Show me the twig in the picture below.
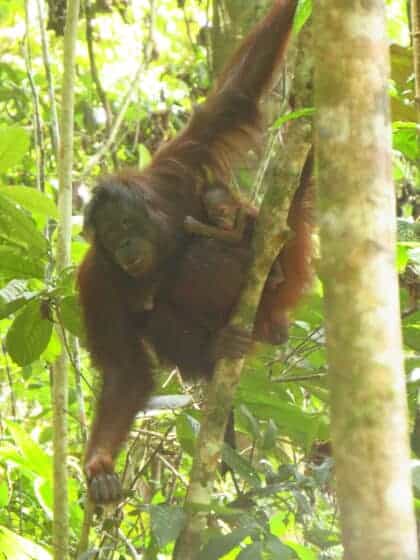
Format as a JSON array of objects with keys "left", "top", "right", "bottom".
[
  {"left": 23, "top": 1, "right": 45, "bottom": 192},
  {"left": 272, "top": 372, "right": 327, "bottom": 383},
  {"left": 117, "top": 529, "right": 140, "bottom": 560},
  {"left": 2, "top": 341, "right": 16, "bottom": 417},
  {"left": 85, "top": 0, "right": 114, "bottom": 138},
  {"left": 36, "top": 0, "right": 60, "bottom": 162},
  {"left": 81, "top": 63, "right": 144, "bottom": 178},
  {"left": 157, "top": 453, "right": 188, "bottom": 486},
  {"left": 75, "top": 499, "right": 94, "bottom": 558}
]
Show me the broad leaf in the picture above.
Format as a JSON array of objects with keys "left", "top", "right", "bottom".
[
  {"left": 0, "top": 526, "right": 52, "bottom": 560},
  {"left": 0, "top": 246, "right": 45, "bottom": 279},
  {"left": 59, "top": 295, "right": 85, "bottom": 339},
  {"left": 149, "top": 505, "right": 186, "bottom": 547},
  {"left": 0, "top": 279, "right": 34, "bottom": 318},
  {"left": 201, "top": 528, "right": 252, "bottom": 560},
  {"left": 0, "top": 127, "right": 30, "bottom": 173},
  {"left": 0, "top": 192, "right": 48, "bottom": 257},
  {"left": 0, "top": 186, "right": 57, "bottom": 219},
  {"left": 6, "top": 299, "right": 53, "bottom": 366}
]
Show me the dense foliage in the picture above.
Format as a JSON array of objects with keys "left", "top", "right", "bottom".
[{"left": 0, "top": 0, "right": 418, "bottom": 558}]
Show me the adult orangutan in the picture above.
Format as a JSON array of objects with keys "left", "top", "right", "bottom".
[{"left": 78, "top": 0, "right": 312, "bottom": 503}]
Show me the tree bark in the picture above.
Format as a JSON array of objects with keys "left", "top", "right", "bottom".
[
  {"left": 314, "top": 3, "right": 418, "bottom": 559},
  {"left": 412, "top": 0, "right": 420, "bottom": 119},
  {"left": 53, "top": 1, "right": 80, "bottom": 558}
]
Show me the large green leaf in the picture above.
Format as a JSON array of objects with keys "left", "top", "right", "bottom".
[
  {"left": 393, "top": 122, "right": 419, "bottom": 161},
  {"left": 0, "top": 0, "right": 24, "bottom": 23},
  {"left": 59, "top": 295, "right": 85, "bottom": 339},
  {"left": 7, "top": 423, "right": 51, "bottom": 480},
  {"left": 0, "top": 127, "right": 30, "bottom": 173},
  {"left": 0, "top": 246, "right": 45, "bottom": 279},
  {"left": 238, "top": 369, "right": 328, "bottom": 444},
  {"left": 200, "top": 528, "right": 251, "bottom": 560},
  {"left": 264, "top": 535, "right": 296, "bottom": 559},
  {"left": 0, "top": 192, "right": 48, "bottom": 257},
  {"left": 0, "top": 186, "right": 57, "bottom": 219},
  {"left": 0, "top": 481, "right": 8, "bottom": 507},
  {"left": 0, "top": 526, "right": 51, "bottom": 560},
  {"left": 293, "top": 0, "right": 312, "bottom": 34},
  {"left": 6, "top": 299, "right": 53, "bottom": 366},
  {"left": 237, "top": 542, "right": 264, "bottom": 560},
  {"left": 222, "top": 445, "right": 261, "bottom": 488},
  {"left": 0, "top": 279, "right": 34, "bottom": 318},
  {"left": 176, "top": 413, "right": 200, "bottom": 456},
  {"left": 149, "top": 505, "right": 186, "bottom": 548}
]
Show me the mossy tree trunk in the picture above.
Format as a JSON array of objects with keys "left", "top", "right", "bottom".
[{"left": 314, "top": 3, "right": 418, "bottom": 559}]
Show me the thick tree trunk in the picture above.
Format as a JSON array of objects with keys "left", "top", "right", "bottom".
[
  {"left": 314, "top": 3, "right": 418, "bottom": 559},
  {"left": 412, "top": 0, "right": 420, "bottom": 119}
]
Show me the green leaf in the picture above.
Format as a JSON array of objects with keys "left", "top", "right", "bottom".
[
  {"left": 0, "top": 279, "right": 34, "bottom": 319},
  {"left": 264, "top": 535, "right": 297, "bottom": 559},
  {"left": 0, "top": 481, "right": 8, "bottom": 507},
  {"left": 294, "top": 0, "right": 312, "bottom": 34},
  {"left": 238, "top": 375, "right": 326, "bottom": 442},
  {"left": 396, "top": 244, "right": 409, "bottom": 271},
  {"left": 7, "top": 422, "right": 52, "bottom": 480},
  {"left": 403, "top": 311, "right": 420, "bottom": 351},
  {"left": 59, "top": 295, "right": 85, "bottom": 339},
  {"left": 138, "top": 143, "right": 152, "bottom": 169},
  {"left": 0, "top": 526, "right": 52, "bottom": 560},
  {"left": 176, "top": 413, "right": 200, "bottom": 455},
  {"left": 262, "top": 419, "right": 279, "bottom": 451},
  {"left": 0, "top": 186, "right": 58, "bottom": 219},
  {"left": 149, "top": 505, "right": 186, "bottom": 547},
  {"left": 237, "top": 542, "right": 264, "bottom": 560},
  {"left": 0, "top": 127, "right": 30, "bottom": 173},
  {"left": 283, "top": 542, "right": 317, "bottom": 560},
  {"left": 398, "top": 219, "right": 420, "bottom": 243},
  {"left": 6, "top": 300, "right": 53, "bottom": 366},
  {"left": 222, "top": 445, "right": 261, "bottom": 488},
  {"left": 237, "top": 404, "right": 261, "bottom": 440},
  {"left": 34, "top": 479, "right": 53, "bottom": 520},
  {"left": 0, "top": 192, "right": 48, "bottom": 257},
  {"left": 393, "top": 122, "right": 419, "bottom": 161},
  {"left": 0, "top": 246, "right": 45, "bottom": 279},
  {"left": 273, "top": 108, "right": 315, "bottom": 130},
  {"left": 0, "top": 1, "right": 24, "bottom": 23},
  {"left": 201, "top": 528, "right": 251, "bottom": 560},
  {"left": 412, "top": 464, "right": 420, "bottom": 494}
]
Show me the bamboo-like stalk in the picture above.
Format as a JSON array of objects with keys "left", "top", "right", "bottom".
[{"left": 52, "top": 1, "right": 80, "bottom": 558}]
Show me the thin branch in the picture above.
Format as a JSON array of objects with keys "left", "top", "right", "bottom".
[
  {"left": 53, "top": 0, "right": 80, "bottom": 557},
  {"left": 81, "top": 63, "right": 144, "bottom": 178},
  {"left": 23, "top": 1, "right": 45, "bottom": 192},
  {"left": 84, "top": 0, "right": 113, "bottom": 127},
  {"left": 157, "top": 453, "right": 188, "bottom": 486},
  {"left": 272, "top": 372, "right": 327, "bottom": 383},
  {"left": 36, "top": 0, "right": 60, "bottom": 162},
  {"left": 2, "top": 341, "right": 16, "bottom": 417},
  {"left": 117, "top": 529, "right": 140, "bottom": 560}
]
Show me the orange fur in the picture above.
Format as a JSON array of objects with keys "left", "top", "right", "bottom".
[{"left": 78, "top": 0, "right": 303, "bottom": 503}]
